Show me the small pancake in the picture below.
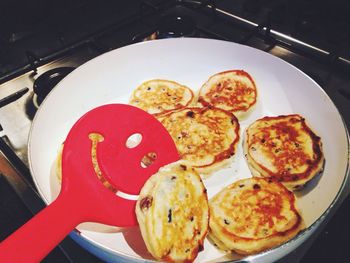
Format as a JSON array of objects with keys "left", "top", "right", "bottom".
[
  {"left": 198, "top": 70, "right": 257, "bottom": 119},
  {"left": 157, "top": 107, "right": 240, "bottom": 176},
  {"left": 209, "top": 177, "right": 303, "bottom": 255},
  {"left": 129, "top": 79, "right": 194, "bottom": 115},
  {"left": 135, "top": 161, "right": 209, "bottom": 262},
  {"left": 243, "top": 114, "right": 324, "bottom": 191}
]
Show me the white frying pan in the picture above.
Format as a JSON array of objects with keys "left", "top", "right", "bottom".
[{"left": 28, "top": 38, "right": 350, "bottom": 262}]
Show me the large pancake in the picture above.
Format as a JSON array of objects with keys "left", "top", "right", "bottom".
[
  {"left": 209, "top": 177, "right": 303, "bottom": 255},
  {"left": 135, "top": 161, "right": 209, "bottom": 262},
  {"left": 157, "top": 107, "right": 240, "bottom": 176},
  {"left": 243, "top": 114, "right": 324, "bottom": 191}
]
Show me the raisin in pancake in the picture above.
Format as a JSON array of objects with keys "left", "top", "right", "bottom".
[
  {"left": 209, "top": 177, "right": 303, "bottom": 255},
  {"left": 243, "top": 114, "right": 324, "bottom": 191},
  {"left": 135, "top": 162, "right": 209, "bottom": 262},
  {"left": 198, "top": 70, "right": 257, "bottom": 119},
  {"left": 129, "top": 79, "right": 194, "bottom": 115},
  {"left": 157, "top": 107, "right": 240, "bottom": 176}
]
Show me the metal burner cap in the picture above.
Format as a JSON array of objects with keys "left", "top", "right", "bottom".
[{"left": 33, "top": 67, "right": 75, "bottom": 106}]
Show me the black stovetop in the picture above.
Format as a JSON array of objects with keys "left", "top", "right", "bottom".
[{"left": 0, "top": 0, "right": 349, "bottom": 262}]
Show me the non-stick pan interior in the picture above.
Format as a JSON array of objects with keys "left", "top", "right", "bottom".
[{"left": 28, "top": 38, "right": 349, "bottom": 262}]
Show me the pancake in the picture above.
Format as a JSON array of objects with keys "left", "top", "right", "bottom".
[
  {"left": 129, "top": 79, "right": 194, "bottom": 115},
  {"left": 209, "top": 177, "right": 303, "bottom": 255},
  {"left": 243, "top": 114, "right": 324, "bottom": 191},
  {"left": 198, "top": 70, "right": 257, "bottom": 119},
  {"left": 157, "top": 107, "right": 240, "bottom": 176},
  {"left": 135, "top": 161, "right": 209, "bottom": 262}
]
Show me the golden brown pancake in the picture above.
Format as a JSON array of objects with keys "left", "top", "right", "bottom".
[
  {"left": 129, "top": 79, "right": 194, "bottom": 115},
  {"left": 198, "top": 70, "right": 257, "bottom": 119},
  {"left": 135, "top": 161, "right": 209, "bottom": 262},
  {"left": 157, "top": 107, "right": 240, "bottom": 176},
  {"left": 209, "top": 177, "right": 303, "bottom": 255},
  {"left": 243, "top": 114, "right": 324, "bottom": 191}
]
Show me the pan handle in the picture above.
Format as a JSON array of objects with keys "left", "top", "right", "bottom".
[{"left": 0, "top": 190, "right": 84, "bottom": 262}]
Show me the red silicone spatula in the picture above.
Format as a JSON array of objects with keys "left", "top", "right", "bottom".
[{"left": 0, "top": 104, "right": 179, "bottom": 262}]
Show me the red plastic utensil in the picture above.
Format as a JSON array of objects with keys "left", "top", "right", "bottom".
[{"left": 0, "top": 104, "right": 179, "bottom": 262}]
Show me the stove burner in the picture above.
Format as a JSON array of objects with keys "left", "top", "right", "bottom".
[
  {"left": 156, "top": 15, "right": 196, "bottom": 39},
  {"left": 33, "top": 67, "right": 75, "bottom": 106}
]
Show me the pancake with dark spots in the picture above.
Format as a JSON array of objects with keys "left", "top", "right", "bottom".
[
  {"left": 129, "top": 79, "right": 194, "bottom": 115},
  {"left": 198, "top": 70, "right": 257, "bottom": 119},
  {"left": 209, "top": 177, "right": 304, "bottom": 255},
  {"left": 243, "top": 114, "right": 324, "bottom": 191},
  {"left": 135, "top": 162, "right": 209, "bottom": 262},
  {"left": 157, "top": 107, "right": 240, "bottom": 176}
]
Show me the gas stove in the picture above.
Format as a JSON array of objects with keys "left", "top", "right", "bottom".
[{"left": 0, "top": 1, "right": 349, "bottom": 262}]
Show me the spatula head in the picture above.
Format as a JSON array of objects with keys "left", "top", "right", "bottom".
[{"left": 61, "top": 104, "right": 179, "bottom": 226}]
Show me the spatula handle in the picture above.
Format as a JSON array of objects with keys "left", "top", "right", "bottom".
[{"left": 0, "top": 191, "right": 83, "bottom": 262}]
